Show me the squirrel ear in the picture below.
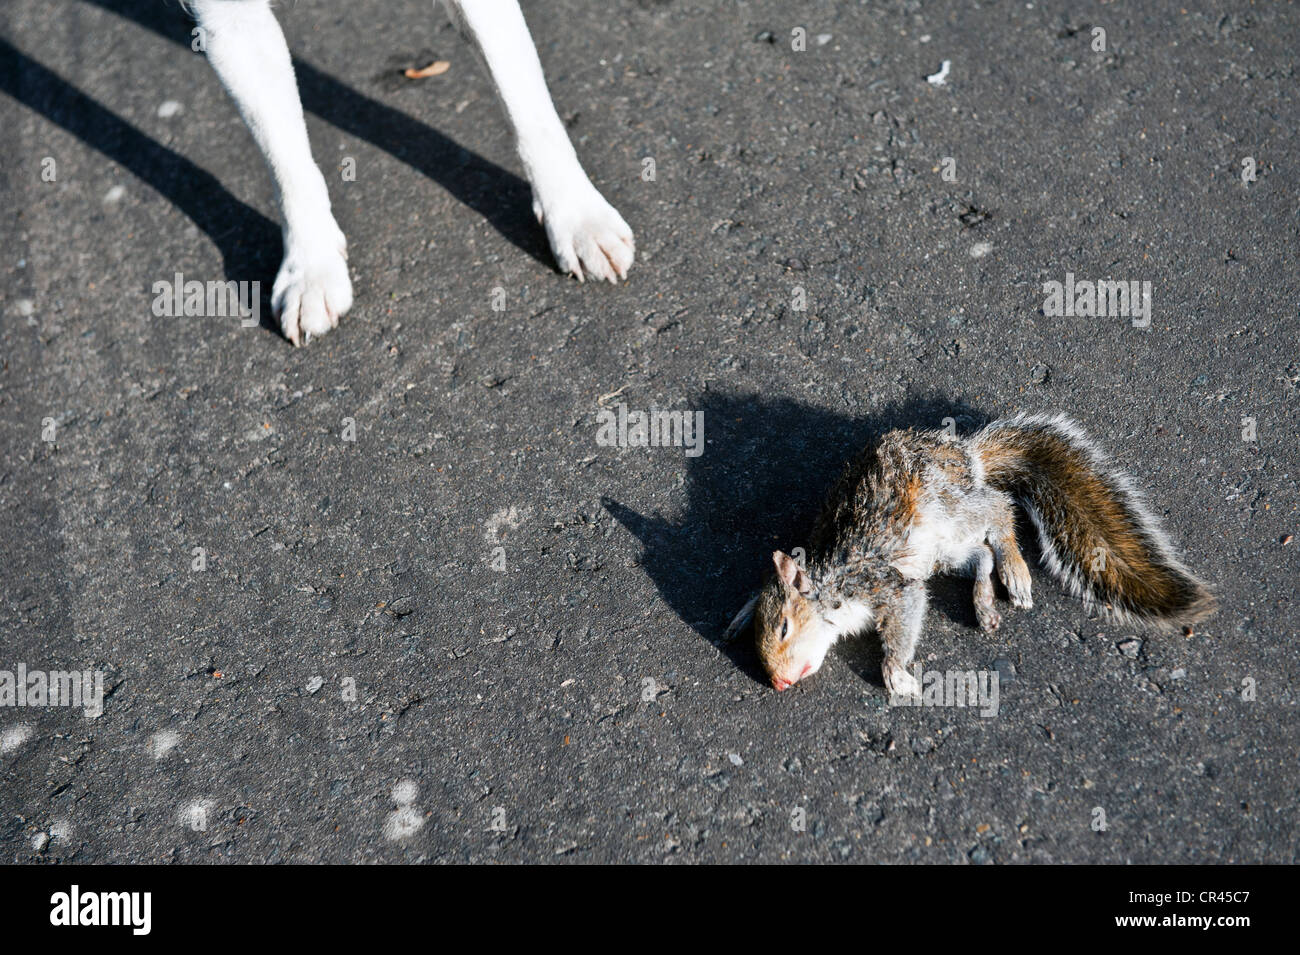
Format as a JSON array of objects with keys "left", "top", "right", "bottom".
[{"left": 772, "top": 551, "right": 813, "bottom": 595}]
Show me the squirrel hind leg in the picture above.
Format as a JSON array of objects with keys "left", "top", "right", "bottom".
[
  {"left": 972, "top": 545, "right": 1003, "bottom": 632},
  {"left": 988, "top": 512, "right": 1033, "bottom": 610}
]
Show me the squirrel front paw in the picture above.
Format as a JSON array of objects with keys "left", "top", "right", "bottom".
[
  {"left": 976, "top": 601, "right": 1003, "bottom": 632},
  {"left": 883, "top": 660, "right": 921, "bottom": 703}
]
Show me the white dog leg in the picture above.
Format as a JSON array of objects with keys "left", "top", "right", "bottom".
[
  {"left": 192, "top": 0, "right": 352, "bottom": 344},
  {"left": 442, "top": 0, "right": 634, "bottom": 283}
]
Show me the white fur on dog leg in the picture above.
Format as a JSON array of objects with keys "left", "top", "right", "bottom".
[
  {"left": 443, "top": 1, "right": 636, "bottom": 284},
  {"left": 272, "top": 229, "right": 351, "bottom": 346},
  {"left": 193, "top": 0, "right": 349, "bottom": 344}
]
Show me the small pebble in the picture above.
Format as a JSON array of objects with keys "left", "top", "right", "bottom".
[{"left": 926, "top": 60, "right": 951, "bottom": 86}]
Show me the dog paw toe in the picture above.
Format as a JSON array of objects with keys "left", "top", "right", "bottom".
[
  {"left": 272, "top": 236, "right": 352, "bottom": 346},
  {"left": 540, "top": 185, "right": 634, "bottom": 284}
]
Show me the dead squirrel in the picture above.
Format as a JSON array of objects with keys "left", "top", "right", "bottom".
[{"left": 725, "top": 413, "right": 1216, "bottom": 698}]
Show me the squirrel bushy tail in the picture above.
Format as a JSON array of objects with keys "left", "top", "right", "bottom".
[{"left": 973, "top": 413, "right": 1215, "bottom": 627}]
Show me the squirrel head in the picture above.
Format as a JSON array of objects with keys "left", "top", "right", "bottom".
[{"left": 755, "top": 551, "right": 840, "bottom": 690}]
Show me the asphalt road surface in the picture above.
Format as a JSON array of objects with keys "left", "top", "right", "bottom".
[{"left": 1, "top": 0, "right": 1297, "bottom": 863}]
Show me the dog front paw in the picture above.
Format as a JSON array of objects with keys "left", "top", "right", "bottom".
[
  {"left": 272, "top": 227, "right": 352, "bottom": 346},
  {"left": 535, "top": 181, "right": 634, "bottom": 284}
]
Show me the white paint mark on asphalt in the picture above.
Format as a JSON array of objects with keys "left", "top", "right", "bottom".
[
  {"left": 384, "top": 779, "right": 424, "bottom": 841},
  {"left": 179, "top": 800, "right": 214, "bottom": 831},
  {"left": 48, "top": 819, "right": 73, "bottom": 843},
  {"left": 1, "top": 724, "right": 34, "bottom": 754},
  {"left": 927, "top": 60, "right": 951, "bottom": 86},
  {"left": 149, "top": 730, "right": 180, "bottom": 760},
  {"left": 392, "top": 780, "right": 418, "bottom": 804},
  {"left": 484, "top": 505, "right": 530, "bottom": 541}
]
